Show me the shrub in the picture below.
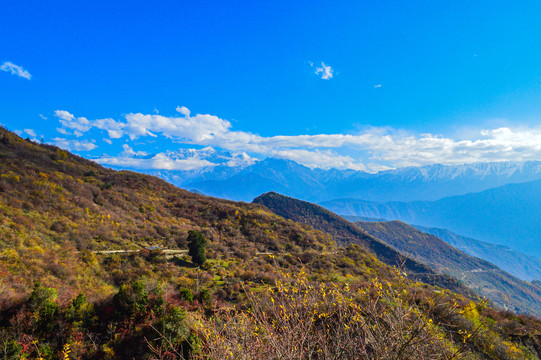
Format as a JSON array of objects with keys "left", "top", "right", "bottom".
[
  {"left": 179, "top": 287, "right": 194, "bottom": 303},
  {"left": 199, "top": 269, "right": 459, "bottom": 360}
]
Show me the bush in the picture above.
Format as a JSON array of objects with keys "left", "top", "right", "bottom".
[
  {"left": 27, "top": 282, "right": 59, "bottom": 334},
  {"left": 199, "top": 269, "right": 459, "bottom": 359},
  {"left": 199, "top": 288, "right": 211, "bottom": 305},
  {"left": 179, "top": 287, "right": 193, "bottom": 303}
]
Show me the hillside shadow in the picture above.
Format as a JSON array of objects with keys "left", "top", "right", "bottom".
[{"left": 170, "top": 256, "right": 196, "bottom": 268}]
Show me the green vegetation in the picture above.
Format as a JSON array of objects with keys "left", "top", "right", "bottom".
[
  {"left": 187, "top": 230, "right": 207, "bottom": 266},
  {"left": 0, "top": 127, "right": 540, "bottom": 359}
]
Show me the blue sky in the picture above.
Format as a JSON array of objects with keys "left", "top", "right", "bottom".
[{"left": 3, "top": 0, "right": 541, "bottom": 171}]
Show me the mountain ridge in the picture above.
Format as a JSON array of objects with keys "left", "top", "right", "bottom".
[
  {"left": 320, "top": 179, "right": 541, "bottom": 258},
  {"left": 414, "top": 225, "right": 541, "bottom": 282},
  {"left": 133, "top": 156, "right": 541, "bottom": 202},
  {"left": 355, "top": 220, "right": 541, "bottom": 315}
]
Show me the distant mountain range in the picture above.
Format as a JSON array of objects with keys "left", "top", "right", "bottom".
[
  {"left": 414, "top": 225, "right": 541, "bottom": 282},
  {"left": 321, "top": 179, "right": 541, "bottom": 259},
  {"left": 136, "top": 156, "right": 541, "bottom": 203},
  {"left": 254, "top": 192, "right": 541, "bottom": 316},
  {"left": 355, "top": 220, "right": 541, "bottom": 315}
]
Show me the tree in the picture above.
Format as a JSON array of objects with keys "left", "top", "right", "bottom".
[
  {"left": 27, "top": 282, "right": 59, "bottom": 334},
  {"left": 187, "top": 230, "right": 207, "bottom": 266},
  {"left": 113, "top": 280, "right": 149, "bottom": 319}
]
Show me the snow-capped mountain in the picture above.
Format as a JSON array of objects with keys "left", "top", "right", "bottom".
[{"left": 164, "top": 159, "right": 541, "bottom": 202}]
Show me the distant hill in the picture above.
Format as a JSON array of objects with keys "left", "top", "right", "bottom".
[
  {"left": 320, "top": 180, "right": 541, "bottom": 259},
  {"left": 253, "top": 192, "right": 478, "bottom": 301},
  {"left": 414, "top": 225, "right": 541, "bottom": 282},
  {"left": 355, "top": 220, "right": 541, "bottom": 315},
  {"left": 343, "top": 215, "right": 541, "bottom": 282},
  {"left": 254, "top": 192, "right": 541, "bottom": 316},
  {"left": 135, "top": 157, "right": 541, "bottom": 202}
]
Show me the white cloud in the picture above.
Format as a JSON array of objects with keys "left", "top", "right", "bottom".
[
  {"left": 0, "top": 61, "right": 31, "bottom": 80},
  {"left": 95, "top": 145, "right": 258, "bottom": 171},
  {"left": 97, "top": 152, "right": 217, "bottom": 171},
  {"left": 374, "top": 84, "right": 382, "bottom": 88},
  {"left": 55, "top": 110, "right": 92, "bottom": 132},
  {"left": 52, "top": 138, "right": 97, "bottom": 151},
  {"left": 103, "top": 138, "right": 113, "bottom": 144},
  {"left": 56, "top": 128, "right": 71, "bottom": 135},
  {"left": 176, "top": 106, "right": 191, "bottom": 116},
  {"left": 24, "top": 129, "right": 36, "bottom": 137},
  {"left": 122, "top": 112, "right": 230, "bottom": 141},
  {"left": 314, "top": 62, "right": 334, "bottom": 80},
  {"left": 39, "top": 114, "right": 48, "bottom": 120},
  {"left": 52, "top": 106, "right": 541, "bottom": 171},
  {"left": 54, "top": 107, "right": 232, "bottom": 142},
  {"left": 272, "top": 149, "right": 366, "bottom": 171},
  {"left": 93, "top": 118, "right": 124, "bottom": 138},
  {"left": 55, "top": 110, "right": 122, "bottom": 138},
  {"left": 121, "top": 144, "right": 148, "bottom": 157}
]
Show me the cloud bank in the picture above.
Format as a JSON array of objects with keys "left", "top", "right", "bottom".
[
  {"left": 97, "top": 145, "right": 256, "bottom": 171},
  {"left": 53, "top": 107, "right": 541, "bottom": 172}
]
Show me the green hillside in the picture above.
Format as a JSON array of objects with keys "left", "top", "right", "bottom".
[{"left": 0, "top": 127, "right": 540, "bottom": 359}]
